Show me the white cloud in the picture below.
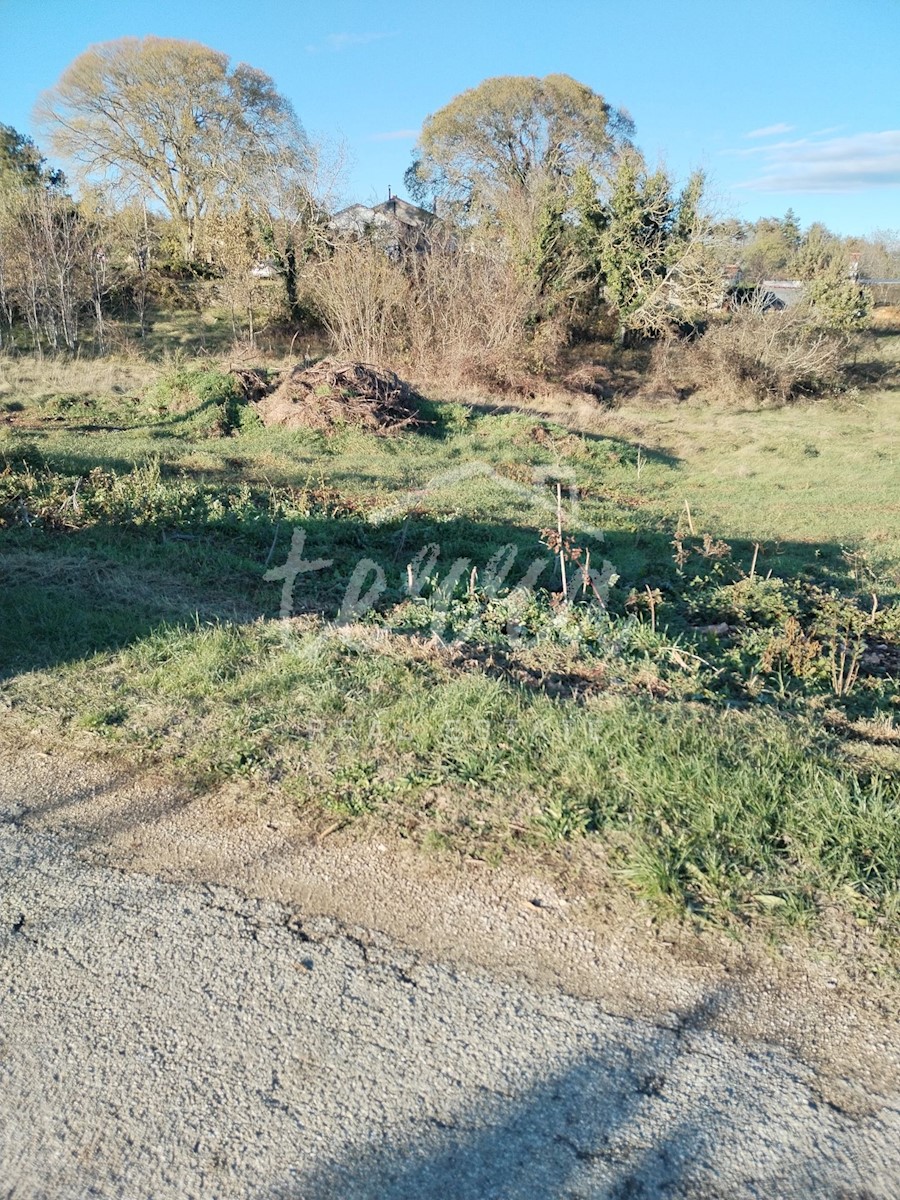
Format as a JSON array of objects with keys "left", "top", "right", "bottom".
[
  {"left": 745, "top": 122, "right": 795, "bottom": 139},
  {"left": 305, "top": 32, "right": 392, "bottom": 54},
  {"left": 370, "top": 129, "right": 418, "bottom": 142},
  {"left": 733, "top": 129, "right": 900, "bottom": 193}
]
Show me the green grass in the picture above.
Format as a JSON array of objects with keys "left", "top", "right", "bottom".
[
  {"left": 603, "top": 388, "right": 900, "bottom": 581},
  {"left": 10, "top": 617, "right": 898, "bottom": 929},
  {"left": 1, "top": 351, "right": 898, "bottom": 938}
]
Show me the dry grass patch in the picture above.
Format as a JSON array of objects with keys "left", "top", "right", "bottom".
[
  {"left": 869, "top": 305, "right": 900, "bottom": 334},
  {"left": 0, "top": 355, "right": 160, "bottom": 410}
]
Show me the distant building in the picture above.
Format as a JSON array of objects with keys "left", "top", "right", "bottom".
[
  {"left": 328, "top": 193, "right": 439, "bottom": 257},
  {"left": 760, "top": 280, "right": 805, "bottom": 308},
  {"left": 720, "top": 282, "right": 791, "bottom": 313}
]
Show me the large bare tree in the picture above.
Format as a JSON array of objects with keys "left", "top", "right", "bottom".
[
  {"left": 406, "top": 74, "right": 633, "bottom": 215},
  {"left": 36, "top": 37, "right": 308, "bottom": 261}
]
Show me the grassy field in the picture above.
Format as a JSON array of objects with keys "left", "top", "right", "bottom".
[{"left": 1, "top": 341, "right": 898, "bottom": 940}]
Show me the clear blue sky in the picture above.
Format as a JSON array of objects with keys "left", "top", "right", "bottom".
[{"left": 2, "top": 0, "right": 898, "bottom": 236}]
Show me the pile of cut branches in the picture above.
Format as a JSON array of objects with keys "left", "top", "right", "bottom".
[{"left": 255, "top": 358, "right": 421, "bottom": 434}]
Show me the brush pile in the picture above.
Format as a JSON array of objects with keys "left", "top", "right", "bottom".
[
  {"left": 229, "top": 367, "right": 270, "bottom": 404},
  {"left": 254, "top": 358, "right": 421, "bottom": 434}
]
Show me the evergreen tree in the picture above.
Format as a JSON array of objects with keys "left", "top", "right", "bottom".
[{"left": 0, "top": 124, "right": 64, "bottom": 192}]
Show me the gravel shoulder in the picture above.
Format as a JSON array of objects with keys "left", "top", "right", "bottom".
[{"left": 1, "top": 743, "right": 899, "bottom": 1198}]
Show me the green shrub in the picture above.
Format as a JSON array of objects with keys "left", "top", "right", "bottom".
[{"left": 149, "top": 367, "right": 244, "bottom": 435}]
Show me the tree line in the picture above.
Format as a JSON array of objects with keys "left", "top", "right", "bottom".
[{"left": 0, "top": 36, "right": 888, "bottom": 364}]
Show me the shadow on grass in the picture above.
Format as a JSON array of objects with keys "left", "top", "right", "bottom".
[
  {"left": 0, "top": 507, "right": 583, "bottom": 679},
  {"left": 0, "top": 506, "right": 875, "bottom": 683},
  {"left": 845, "top": 359, "right": 900, "bottom": 388},
  {"left": 1, "top": 433, "right": 890, "bottom": 698},
  {"left": 457, "top": 398, "right": 685, "bottom": 458},
  {"left": 13, "top": 394, "right": 233, "bottom": 438}
]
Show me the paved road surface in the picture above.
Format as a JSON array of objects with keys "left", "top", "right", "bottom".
[{"left": 1, "top": 816, "right": 898, "bottom": 1199}]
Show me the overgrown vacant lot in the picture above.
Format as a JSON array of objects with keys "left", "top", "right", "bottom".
[{"left": 1, "top": 345, "right": 898, "bottom": 945}]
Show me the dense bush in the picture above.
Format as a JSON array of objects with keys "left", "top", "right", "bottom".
[
  {"left": 650, "top": 306, "right": 851, "bottom": 405},
  {"left": 302, "top": 234, "right": 554, "bottom": 383}
]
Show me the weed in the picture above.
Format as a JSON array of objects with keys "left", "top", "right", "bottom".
[{"left": 535, "top": 794, "right": 592, "bottom": 841}]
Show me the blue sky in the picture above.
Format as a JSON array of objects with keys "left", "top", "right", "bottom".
[{"left": 2, "top": 0, "right": 898, "bottom": 235}]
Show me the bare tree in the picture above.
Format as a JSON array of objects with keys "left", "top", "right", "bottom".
[
  {"left": 109, "top": 198, "right": 161, "bottom": 340},
  {"left": 306, "top": 238, "right": 408, "bottom": 364},
  {"left": 402, "top": 230, "right": 543, "bottom": 377},
  {"left": 0, "top": 187, "right": 98, "bottom": 353},
  {"left": 37, "top": 37, "right": 309, "bottom": 261},
  {"left": 242, "top": 134, "right": 346, "bottom": 320}
]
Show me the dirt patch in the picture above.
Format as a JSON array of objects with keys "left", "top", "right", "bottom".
[{"left": 255, "top": 358, "right": 422, "bottom": 434}]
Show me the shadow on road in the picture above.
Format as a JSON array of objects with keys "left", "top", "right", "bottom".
[{"left": 265, "top": 986, "right": 863, "bottom": 1200}]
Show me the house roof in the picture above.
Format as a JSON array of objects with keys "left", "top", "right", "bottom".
[
  {"left": 761, "top": 280, "right": 805, "bottom": 307},
  {"left": 370, "top": 196, "right": 436, "bottom": 224},
  {"left": 329, "top": 196, "right": 436, "bottom": 233}
]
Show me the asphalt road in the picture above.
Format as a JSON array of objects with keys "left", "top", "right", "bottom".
[{"left": 1, "top": 815, "right": 899, "bottom": 1200}]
